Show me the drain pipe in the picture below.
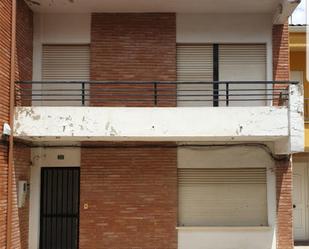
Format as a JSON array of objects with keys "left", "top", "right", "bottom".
[{"left": 7, "top": 0, "right": 16, "bottom": 248}]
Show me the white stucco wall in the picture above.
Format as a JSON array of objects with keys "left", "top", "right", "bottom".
[
  {"left": 178, "top": 227, "right": 275, "bottom": 249},
  {"left": 177, "top": 147, "right": 276, "bottom": 249},
  {"left": 14, "top": 106, "right": 289, "bottom": 142},
  {"left": 32, "top": 13, "right": 91, "bottom": 84}
]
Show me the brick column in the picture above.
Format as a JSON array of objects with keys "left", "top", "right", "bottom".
[
  {"left": 276, "top": 157, "right": 293, "bottom": 249},
  {"left": 273, "top": 22, "right": 293, "bottom": 249},
  {"left": 273, "top": 23, "right": 290, "bottom": 106},
  {"left": 273, "top": 23, "right": 290, "bottom": 81}
]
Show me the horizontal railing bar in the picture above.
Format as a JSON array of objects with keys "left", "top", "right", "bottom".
[
  {"left": 18, "top": 88, "right": 289, "bottom": 92},
  {"left": 15, "top": 80, "right": 298, "bottom": 85},
  {"left": 23, "top": 98, "right": 286, "bottom": 102},
  {"left": 18, "top": 93, "right": 289, "bottom": 97},
  {"left": 15, "top": 80, "right": 292, "bottom": 107}
]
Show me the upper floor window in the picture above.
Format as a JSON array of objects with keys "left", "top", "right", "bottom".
[
  {"left": 40, "top": 44, "right": 90, "bottom": 106},
  {"left": 176, "top": 44, "right": 267, "bottom": 107}
]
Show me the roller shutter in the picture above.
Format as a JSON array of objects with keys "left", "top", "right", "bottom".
[
  {"left": 176, "top": 45, "right": 213, "bottom": 106},
  {"left": 42, "top": 45, "right": 90, "bottom": 81},
  {"left": 41, "top": 45, "right": 90, "bottom": 106},
  {"left": 219, "top": 44, "right": 267, "bottom": 106},
  {"left": 178, "top": 168, "right": 268, "bottom": 226}
]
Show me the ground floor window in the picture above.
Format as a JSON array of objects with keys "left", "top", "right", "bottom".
[{"left": 178, "top": 168, "right": 267, "bottom": 226}]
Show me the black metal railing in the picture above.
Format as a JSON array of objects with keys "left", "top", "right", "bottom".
[{"left": 15, "top": 81, "right": 297, "bottom": 107}]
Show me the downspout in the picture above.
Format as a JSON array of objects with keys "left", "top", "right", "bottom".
[{"left": 7, "top": 0, "right": 16, "bottom": 248}]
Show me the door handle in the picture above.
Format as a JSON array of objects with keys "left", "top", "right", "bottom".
[{"left": 293, "top": 204, "right": 296, "bottom": 208}]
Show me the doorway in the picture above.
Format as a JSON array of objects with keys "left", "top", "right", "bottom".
[
  {"left": 293, "top": 162, "right": 309, "bottom": 241},
  {"left": 39, "top": 167, "right": 80, "bottom": 249}
]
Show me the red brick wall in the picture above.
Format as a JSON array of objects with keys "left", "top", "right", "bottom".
[
  {"left": 15, "top": 0, "right": 33, "bottom": 106},
  {"left": 273, "top": 23, "right": 290, "bottom": 81},
  {"left": 13, "top": 144, "right": 31, "bottom": 249},
  {"left": 0, "top": 0, "right": 32, "bottom": 248},
  {"left": 276, "top": 158, "right": 293, "bottom": 249},
  {"left": 0, "top": 0, "right": 13, "bottom": 247},
  {"left": 273, "top": 23, "right": 290, "bottom": 106},
  {"left": 273, "top": 23, "right": 292, "bottom": 249},
  {"left": 80, "top": 143, "right": 177, "bottom": 249},
  {"left": 11, "top": 1, "right": 32, "bottom": 248},
  {"left": 90, "top": 13, "right": 176, "bottom": 106}
]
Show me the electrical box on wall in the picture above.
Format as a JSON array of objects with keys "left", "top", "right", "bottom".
[
  {"left": 2, "top": 123, "right": 11, "bottom": 136},
  {"left": 18, "top": 181, "right": 28, "bottom": 208}
]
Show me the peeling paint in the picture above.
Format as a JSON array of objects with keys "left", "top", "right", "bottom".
[
  {"left": 13, "top": 106, "right": 300, "bottom": 154},
  {"left": 32, "top": 114, "right": 41, "bottom": 120},
  {"left": 109, "top": 126, "right": 118, "bottom": 136}
]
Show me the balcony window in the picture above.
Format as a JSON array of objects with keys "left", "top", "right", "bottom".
[
  {"left": 16, "top": 43, "right": 291, "bottom": 108},
  {"left": 176, "top": 43, "right": 267, "bottom": 107},
  {"left": 40, "top": 44, "right": 90, "bottom": 106}
]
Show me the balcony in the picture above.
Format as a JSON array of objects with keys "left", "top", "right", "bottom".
[
  {"left": 14, "top": 81, "right": 304, "bottom": 154},
  {"left": 16, "top": 81, "right": 292, "bottom": 107}
]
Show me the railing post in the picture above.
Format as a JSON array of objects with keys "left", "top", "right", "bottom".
[
  {"left": 154, "top": 82, "right": 158, "bottom": 106},
  {"left": 213, "top": 44, "right": 219, "bottom": 107},
  {"left": 82, "top": 82, "right": 85, "bottom": 106},
  {"left": 226, "top": 82, "right": 229, "bottom": 107}
]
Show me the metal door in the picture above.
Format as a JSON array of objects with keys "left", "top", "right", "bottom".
[{"left": 40, "top": 167, "right": 80, "bottom": 249}]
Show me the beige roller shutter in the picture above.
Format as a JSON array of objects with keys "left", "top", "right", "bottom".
[
  {"left": 176, "top": 44, "right": 213, "bottom": 106},
  {"left": 41, "top": 45, "right": 90, "bottom": 106},
  {"left": 178, "top": 168, "right": 267, "bottom": 226},
  {"left": 219, "top": 44, "right": 267, "bottom": 106},
  {"left": 42, "top": 45, "right": 90, "bottom": 81}
]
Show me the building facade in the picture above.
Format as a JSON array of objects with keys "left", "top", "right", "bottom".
[
  {"left": 290, "top": 24, "right": 309, "bottom": 245},
  {"left": 0, "top": 0, "right": 304, "bottom": 249}
]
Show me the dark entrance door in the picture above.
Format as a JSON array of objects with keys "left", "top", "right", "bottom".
[{"left": 40, "top": 167, "right": 80, "bottom": 249}]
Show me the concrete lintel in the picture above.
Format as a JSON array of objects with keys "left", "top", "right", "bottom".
[{"left": 14, "top": 106, "right": 290, "bottom": 145}]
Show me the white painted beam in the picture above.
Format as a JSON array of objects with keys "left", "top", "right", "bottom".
[
  {"left": 15, "top": 106, "right": 289, "bottom": 143},
  {"left": 273, "top": 0, "right": 301, "bottom": 24}
]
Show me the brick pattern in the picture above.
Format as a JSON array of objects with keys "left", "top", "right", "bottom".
[
  {"left": 273, "top": 22, "right": 293, "bottom": 249},
  {"left": 0, "top": 0, "right": 32, "bottom": 248},
  {"left": 0, "top": 0, "right": 12, "bottom": 247},
  {"left": 273, "top": 23, "right": 290, "bottom": 82},
  {"left": 15, "top": 0, "right": 33, "bottom": 106},
  {"left": 11, "top": 0, "right": 32, "bottom": 248},
  {"left": 272, "top": 23, "right": 290, "bottom": 106},
  {"left": 276, "top": 158, "right": 293, "bottom": 249},
  {"left": 80, "top": 143, "right": 177, "bottom": 249},
  {"left": 90, "top": 13, "right": 176, "bottom": 107},
  {"left": 13, "top": 144, "right": 31, "bottom": 249}
]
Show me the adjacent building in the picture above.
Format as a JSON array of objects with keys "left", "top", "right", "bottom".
[
  {"left": 290, "top": 24, "right": 309, "bottom": 245},
  {"left": 0, "top": 0, "right": 304, "bottom": 249}
]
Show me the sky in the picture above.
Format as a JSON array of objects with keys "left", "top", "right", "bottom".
[{"left": 290, "top": 0, "right": 307, "bottom": 24}]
